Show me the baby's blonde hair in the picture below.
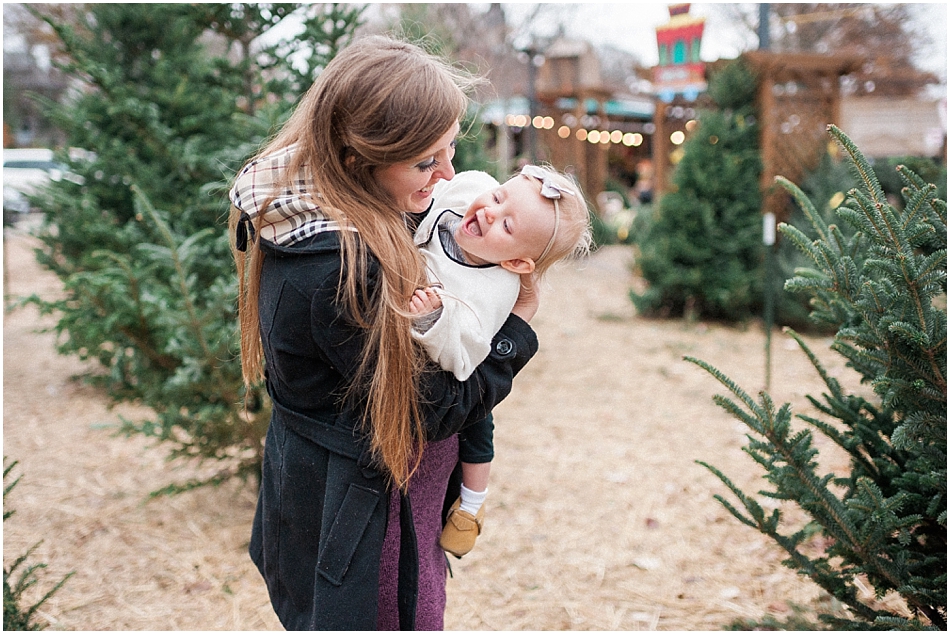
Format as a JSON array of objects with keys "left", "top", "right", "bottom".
[{"left": 516, "top": 165, "right": 593, "bottom": 278}]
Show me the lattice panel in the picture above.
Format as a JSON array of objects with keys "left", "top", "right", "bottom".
[
  {"left": 749, "top": 51, "right": 860, "bottom": 218},
  {"left": 766, "top": 75, "right": 838, "bottom": 215}
]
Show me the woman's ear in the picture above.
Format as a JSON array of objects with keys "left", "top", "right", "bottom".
[{"left": 499, "top": 258, "right": 536, "bottom": 275}]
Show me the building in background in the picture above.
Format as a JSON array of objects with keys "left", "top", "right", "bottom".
[
  {"left": 840, "top": 95, "right": 946, "bottom": 160},
  {"left": 480, "top": 37, "right": 654, "bottom": 211}
]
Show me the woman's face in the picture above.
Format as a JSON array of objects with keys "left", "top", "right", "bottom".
[{"left": 375, "top": 121, "right": 460, "bottom": 213}]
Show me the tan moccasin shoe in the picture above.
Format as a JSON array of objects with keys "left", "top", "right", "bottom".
[{"left": 439, "top": 498, "right": 484, "bottom": 558}]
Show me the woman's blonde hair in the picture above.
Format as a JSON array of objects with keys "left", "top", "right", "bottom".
[
  {"left": 230, "top": 35, "right": 473, "bottom": 489},
  {"left": 520, "top": 166, "right": 593, "bottom": 278}
]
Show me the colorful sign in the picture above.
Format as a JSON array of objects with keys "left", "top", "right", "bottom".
[{"left": 653, "top": 3, "right": 707, "bottom": 102}]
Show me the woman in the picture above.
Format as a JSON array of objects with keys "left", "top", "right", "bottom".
[{"left": 228, "top": 36, "right": 540, "bottom": 630}]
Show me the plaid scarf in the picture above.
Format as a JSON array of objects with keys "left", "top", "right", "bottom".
[{"left": 229, "top": 144, "right": 354, "bottom": 251}]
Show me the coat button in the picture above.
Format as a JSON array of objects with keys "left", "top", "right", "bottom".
[{"left": 495, "top": 339, "right": 513, "bottom": 356}]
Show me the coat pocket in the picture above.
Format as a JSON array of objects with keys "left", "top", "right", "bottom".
[{"left": 316, "top": 483, "right": 380, "bottom": 586}]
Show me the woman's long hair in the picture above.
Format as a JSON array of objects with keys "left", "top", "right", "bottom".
[{"left": 230, "top": 35, "right": 473, "bottom": 489}]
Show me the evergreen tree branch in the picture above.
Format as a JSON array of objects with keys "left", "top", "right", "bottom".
[{"left": 692, "top": 126, "right": 945, "bottom": 627}]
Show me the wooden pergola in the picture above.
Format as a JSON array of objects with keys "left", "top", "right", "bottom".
[
  {"left": 535, "top": 85, "right": 614, "bottom": 200},
  {"left": 654, "top": 51, "right": 862, "bottom": 221},
  {"left": 743, "top": 50, "right": 863, "bottom": 220}
]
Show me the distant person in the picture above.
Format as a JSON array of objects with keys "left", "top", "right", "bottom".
[{"left": 408, "top": 165, "right": 592, "bottom": 557}]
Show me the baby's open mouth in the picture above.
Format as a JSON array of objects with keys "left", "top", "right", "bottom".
[{"left": 462, "top": 214, "right": 482, "bottom": 237}]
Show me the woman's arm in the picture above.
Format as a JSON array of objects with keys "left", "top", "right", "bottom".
[
  {"left": 309, "top": 252, "right": 538, "bottom": 441},
  {"left": 415, "top": 312, "right": 537, "bottom": 441}
]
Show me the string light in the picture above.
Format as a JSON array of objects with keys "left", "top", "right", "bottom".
[
  {"left": 622, "top": 133, "right": 643, "bottom": 147},
  {"left": 497, "top": 113, "right": 652, "bottom": 148}
]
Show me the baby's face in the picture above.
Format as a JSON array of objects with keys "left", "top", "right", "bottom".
[{"left": 454, "top": 175, "right": 555, "bottom": 267}]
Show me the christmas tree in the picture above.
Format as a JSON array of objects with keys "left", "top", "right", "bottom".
[
  {"left": 632, "top": 59, "right": 764, "bottom": 320},
  {"left": 23, "top": 4, "right": 363, "bottom": 491},
  {"left": 687, "top": 126, "right": 946, "bottom": 629}
]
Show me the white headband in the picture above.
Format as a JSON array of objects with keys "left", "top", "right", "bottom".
[{"left": 520, "top": 165, "right": 575, "bottom": 262}]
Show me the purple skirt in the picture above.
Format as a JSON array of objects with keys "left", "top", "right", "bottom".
[{"left": 376, "top": 435, "right": 459, "bottom": 630}]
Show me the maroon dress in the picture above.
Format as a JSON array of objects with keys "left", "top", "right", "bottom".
[{"left": 377, "top": 435, "right": 459, "bottom": 630}]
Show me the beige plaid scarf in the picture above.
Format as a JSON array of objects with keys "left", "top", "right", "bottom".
[{"left": 230, "top": 144, "right": 354, "bottom": 251}]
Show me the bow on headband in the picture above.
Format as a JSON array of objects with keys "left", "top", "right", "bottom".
[
  {"left": 520, "top": 164, "right": 575, "bottom": 200},
  {"left": 520, "top": 164, "right": 575, "bottom": 261}
]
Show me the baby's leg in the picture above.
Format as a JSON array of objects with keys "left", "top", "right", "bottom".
[{"left": 459, "top": 461, "right": 490, "bottom": 515}]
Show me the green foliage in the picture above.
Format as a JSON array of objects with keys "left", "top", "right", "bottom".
[
  {"left": 4, "top": 458, "right": 74, "bottom": 631},
  {"left": 455, "top": 111, "right": 494, "bottom": 175},
  {"left": 707, "top": 56, "right": 758, "bottom": 110},
  {"left": 22, "top": 4, "right": 362, "bottom": 491},
  {"left": 726, "top": 600, "right": 841, "bottom": 630},
  {"left": 874, "top": 156, "right": 948, "bottom": 206},
  {"left": 632, "top": 59, "right": 764, "bottom": 320},
  {"left": 776, "top": 151, "right": 860, "bottom": 332},
  {"left": 687, "top": 126, "right": 946, "bottom": 629}
]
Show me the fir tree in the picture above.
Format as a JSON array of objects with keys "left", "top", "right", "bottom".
[
  {"left": 21, "top": 4, "right": 363, "bottom": 491},
  {"left": 687, "top": 126, "right": 946, "bottom": 629},
  {"left": 632, "top": 59, "right": 764, "bottom": 320}
]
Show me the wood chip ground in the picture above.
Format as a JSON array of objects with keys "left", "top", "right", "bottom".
[{"left": 4, "top": 219, "right": 862, "bottom": 630}]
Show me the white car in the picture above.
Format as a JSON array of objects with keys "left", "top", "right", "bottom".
[{"left": 3, "top": 148, "right": 83, "bottom": 214}]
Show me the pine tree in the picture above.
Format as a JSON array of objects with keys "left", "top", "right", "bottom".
[
  {"left": 632, "top": 59, "right": 764, "bottom": 320},
  {"left": 686, "top": 126, "right": 946, "bottom": 629},
  {"left": 22, "top": 4, "right": 363, "bottom": 491}
]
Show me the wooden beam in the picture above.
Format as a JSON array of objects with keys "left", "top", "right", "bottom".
[{"left": 743, "top": 50, "right": 863, "bottom": 77}]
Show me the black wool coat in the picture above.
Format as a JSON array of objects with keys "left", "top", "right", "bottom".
[{"left": 248, "top": 231, "right": 538, "bottom": 630}]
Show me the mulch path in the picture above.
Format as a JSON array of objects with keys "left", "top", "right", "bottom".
[{"left": 3, "top": 218, "right": 859, "bottom": 630}]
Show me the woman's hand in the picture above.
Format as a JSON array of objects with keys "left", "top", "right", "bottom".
[{"left": 511, "top": 273, "right": 540, "bottom": 322}]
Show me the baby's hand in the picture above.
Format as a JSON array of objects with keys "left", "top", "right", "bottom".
[{"left": 409, "top": 287, "right": 443, "bottom": 315}]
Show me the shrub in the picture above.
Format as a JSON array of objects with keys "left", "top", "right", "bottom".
[{"left": 22, "top": 4, "right": 363, "bottom": 492}]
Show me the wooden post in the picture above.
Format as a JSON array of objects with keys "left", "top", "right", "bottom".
[
  {"left": 653, "top": 100, "right": 668, "bottom": 196},
  {"left": 758, "top": 57, "right": 778, "bottom": 214}
]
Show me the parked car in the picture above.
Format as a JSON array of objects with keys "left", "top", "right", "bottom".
[{"left": 3, "top": 148, "right": 83, "bottom": 216}]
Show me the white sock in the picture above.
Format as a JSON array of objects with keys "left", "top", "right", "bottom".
[{"left": 459, "top": 484, "right": 488, "bottom": 515}]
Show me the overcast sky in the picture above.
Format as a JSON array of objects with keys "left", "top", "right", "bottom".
[{"left": 502, "top": 2, "right": 947, "bottom": 79}]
